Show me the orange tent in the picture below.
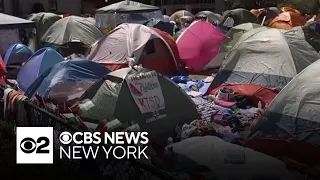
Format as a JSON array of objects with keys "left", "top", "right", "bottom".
[{"left": 268, "top": 7, "right": 305, "bottom": 30}]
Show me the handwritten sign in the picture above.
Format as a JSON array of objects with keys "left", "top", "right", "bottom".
[{"left": 126, "top": 71, "right": 165, "bottom": 114}]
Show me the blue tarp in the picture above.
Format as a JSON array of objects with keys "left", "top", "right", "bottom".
[
  {"left": 3, "top": 43, "right": 33, "bottom": 65},
  {"left": 25, "top": 59, "right": 111, "bottom": 102},
  {"left": 17, "top": 47, "right": 64, "bottom": 92}
]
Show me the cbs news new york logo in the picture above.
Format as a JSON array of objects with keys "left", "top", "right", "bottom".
[{"left": 16, "top": 127, "right": 53, "bottom": 164}]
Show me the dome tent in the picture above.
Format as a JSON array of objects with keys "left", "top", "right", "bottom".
[
  {"left": 246, "top": 59, "right": 320, "bottom": 175},
  {"left": 24, "top": 59, "right": 111, "bottom": 105},
  {"left": 87, "top": 23, "right": 181, "bottom": 74},
  {"left": 27, "top": 12, "right": 62, "bottom": 51},
  {"left": 3, "top": 44, "right": 33, "bottom": 79},
  {"left": 17, "top": 47, "right": 64, "bottom": 92},
  {"left": 78, "top": 67, "right": 200, "bottom": 139},
  {"left": 207, "top": 26, "right": 320, "bottom": 92},
  {"left": 176, "top": 20, "right": 226, "bottom": 72}
]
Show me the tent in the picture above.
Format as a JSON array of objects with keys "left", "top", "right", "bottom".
[
  {"left": 176, "top": 20, "right": 226, "bottom": 72},
  {"left": 78, "top": 67, "right": 200, "bottom": 139},
  {"left": 96, "top": 1, "right": 159, "bottom": 13},
  {"left": 27, "top": 12, "right": 62, "bottom": 52},
  {"left": 3, "top": 44, "right": 33, "bottom": 79},
  {"left": 220, "top": 23, "right": 265, "bottom": 55},
  {"left": 301, "top": 25, "right": 320, "bottom": 52},
  {"left": 207, "top": 27, "right": 320, "bottom": 92},
  {"left": 95, "top": 1, "right": 162, "bottom": 34},
  {"left": 220, "top": 8, "right": 259, "bottom": 27},
  {"left": 195, "top": 11, "right": 221, "bottom": 25},
  {"left": 0, "top": 13, "right": 35, "bottom": 29},
  {"left": 87, "top": 23, "right": 181, "bottom": 74},
  {"left": 170, "top": 10, "right": 194, "bottom": 22},
  {"left": 165, "top": 136, "right": 298, "bottom": 180},
  {"left": 41, "top": 16, "right": 103, "bottom": 48},
  {"left": 246, "top": 59, "right": 320, "bottom": 174},
  {"left": 25, "top": 59, "right": 111, "bottom": 105},
  {"left": 143, "top": 18, "right": 174, "bottom": 36},
  {"left": 17, "top": 47, "right": 64, "bottom": 92}
]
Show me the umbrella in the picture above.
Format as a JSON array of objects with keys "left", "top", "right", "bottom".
[
  {"left": 170, "top": 10, "right": 194, "bottom": 22},
  {"left": 41, "top": 16, "right": 103, "bottom": 47}
]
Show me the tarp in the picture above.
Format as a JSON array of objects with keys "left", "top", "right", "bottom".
[
  {"left": 25, "top": 59, "right": 111, "bottom": 104},
  {"left": 207, "top": 27, "right": 320, "bottom": 92},
  {"left": 96, "top": 1, "right": 159, "bottom": 14},
  {"left": 41, "top": 16, "right": 103, "bottom": 47},
  {"left": 28, "top": 12, "right": 62, "bottom": 52},
  {"left": 17, "top": 47, "right": 64, "bottom": 92},
  {"left": 88, "top": 23, "right": 180, "bottom": 74},
  {"left": 3, "top": 44, "right": 33, "bottom": 79},
  {"left": 78, "top": 67, "right": 199, "bottom": 139},
  {"left": 248, "top": 59, "right": 320, "bottom": 146},
  {"left": 176, "top": 20, "right": 226, "bottom": 72},
  {"left": 0, "top": 13, "right": 36, "bottom": 29},
  {"left": 220, "top": 8, "right": 259, "bottom": 27}
]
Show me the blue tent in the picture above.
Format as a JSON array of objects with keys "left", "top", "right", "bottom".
[
  {"left": 25, "top": 59, "right": 111, "bottom": 104},
  {"left": 3, "top": 44, "right": 33, "bottom": 79},
  {"left": 3, "top": 43, "right": 33, "bottom": 65},
  {"left": 17, "top": 47, "right": 64, "bottom": 92}
]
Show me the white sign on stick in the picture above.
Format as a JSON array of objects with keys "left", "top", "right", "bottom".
[{"left": 126, "top": 71, "right": 165, "bottom": 114}]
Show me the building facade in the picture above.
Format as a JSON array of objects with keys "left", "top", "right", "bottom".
[
  {"left": 0, "top": 0, "right": 225, "bottom": 16},
  {"left": 0, "top": 0, "right": 83, "bottom": 15},
  {"left": 101, "top": 0, "right": 225, "bottom": 15}
]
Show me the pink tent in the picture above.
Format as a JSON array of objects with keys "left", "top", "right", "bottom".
[{"left": 177, "top": 20, "right": 226, "bottom": 72}]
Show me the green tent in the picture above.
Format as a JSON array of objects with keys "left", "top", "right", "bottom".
[
  {"left": 96, "top": 1, "right": 159, "bottom": 14},
  {"left": 220, "top": 23, "right": 266, "bottom": 54},
  {"left": 41, "top": 16, "right": 103, "bottom": 48},
  {"left": 28, "top": 12, "right": 61, "bottom": 51},
  {"left": 78, "top": 67, "right": 200, "bottom": 139},
  {"left": 220, "top": 8, "right": 259, "bottom": 27}
]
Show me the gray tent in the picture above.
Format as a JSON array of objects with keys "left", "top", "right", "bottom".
[
  {"left": 96, "top": 1, "right": 159, "bottom": 14},
  {"left": 0, "top": 13, "right": 35, "bottom": 29},
  {"left": 247, "top": 59, "right": 320, "bottom": 146},
  {"left": 27, "top": 12, "right": 62, "bottom": 51},
  {"left": 78, "top": 67, "right": 200, "bottom": 139},
  {"left": 41, "top": 16, "right": 103, "bottom": 48}
]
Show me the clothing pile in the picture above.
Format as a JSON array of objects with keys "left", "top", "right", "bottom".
[{"left": 176, "top": 86, "right": 262, "bottom": 144}]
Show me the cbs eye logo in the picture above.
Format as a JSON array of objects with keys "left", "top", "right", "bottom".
[
  {"left": 20, "top": 137, "right": 50, "bottom": 154},
  {"left": 59, "top": 132, "right": 72, "bottom": 145}
]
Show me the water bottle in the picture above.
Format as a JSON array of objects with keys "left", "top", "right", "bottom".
[{"left": 258, "top": 101, "right": 262, "bottom": 109}]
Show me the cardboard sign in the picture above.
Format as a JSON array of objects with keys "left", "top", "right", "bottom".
[{"left": 126, "top": 71, "right": 165, "bottom": 114}]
